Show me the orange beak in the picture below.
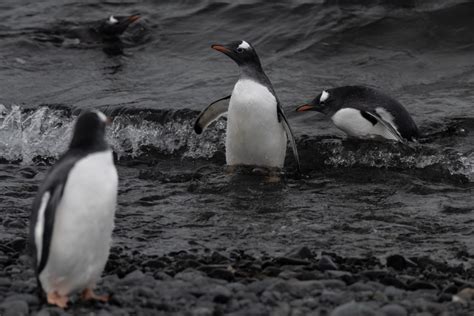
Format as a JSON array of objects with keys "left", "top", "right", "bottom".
[
  {"left": 128, "top": 15, "right": 140, "bottom": 23},
  {"left": 295, "top": 104, "right": 315, "bottom": 112},
  {"left": 211, "top": 44, "right": 230, "bottom": 54}
]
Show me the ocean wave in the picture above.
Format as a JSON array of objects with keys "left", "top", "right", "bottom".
[
  {"left": 0, "top": 104, "right": 472, "bottom": 181},
  {"left": 0, "top": 104, "right": 225, "bottom": 164}
]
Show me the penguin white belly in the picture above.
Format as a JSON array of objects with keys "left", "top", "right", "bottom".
[
  {"left": 331, "top": 108, "right": 397, "bottom": 140},
  {"left": 39, "top": 150, "right": 118, "bottom": 295},
  {"left": 226, "top": 79, "right": 287, "bottom": 168}
]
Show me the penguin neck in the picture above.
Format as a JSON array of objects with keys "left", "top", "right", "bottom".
[
  {"left": 238, "top": 64, "right": 272, "bottom": 89},
  {"left": 69, "top": 132, "right": 109, "bottom": 152}
]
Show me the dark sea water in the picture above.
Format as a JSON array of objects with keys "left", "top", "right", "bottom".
[{"left": 0, "top": 0, "right": 473, "bottom": 314}]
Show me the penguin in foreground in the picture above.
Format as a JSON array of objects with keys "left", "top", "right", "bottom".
[
  {"left": 29, "top": 110, "right": 118, "bottom": 308},
  {"left": 296, "top": 86, "right": 419, "bottom": 142},
  {"left": 194, "top": 40, "right": 300, "bottom": 171}
]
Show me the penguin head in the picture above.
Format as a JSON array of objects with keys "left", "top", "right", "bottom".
[
  {"left": 70, "top": 110, "right": 111, "bottom": 149},
  {"left": 296, "top": 89, "right": 338, "bottom": 116},
  {"left": 211, "top": 40, "right": 262, "bottom": 69},
  {"left": 98, "top": 15, "right": 140, "bottom": 38}
]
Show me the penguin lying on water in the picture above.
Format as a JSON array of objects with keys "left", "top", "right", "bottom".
[
  {"left": 194, "top": 40, "right": 300, "bottom": 171},
  {"left": 29, "top": 110, "right": 118, "bottom": 308},
  {"left": 296, "top": 86, "right": 419, "bottom": 142}
]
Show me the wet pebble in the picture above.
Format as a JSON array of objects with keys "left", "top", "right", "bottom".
[
  {"left": 284, "top": 246, "right": 313, "bottom": 260},
  {"left": 0, "top": 299, "right": 29, "bottom": 316},
  {"left": 320, "top": 289, "right": 347, "bottom": 305},
  {"left": 330, "top": 301, "right": 378, "bottom": 316},
  {"left": 3, "top": 218, "right": 25, "bottom": 229},
  {"left": 380, "top": 304, "right": 407, "bottom": 316},
  {"left": 3, "top": 293, "right": 39, "bottom": 305},
  {"left": 318, "top": 255, "right": 339, "bottom": 271},
  {"left": 206, "top": 268, "right": 234, "bottom": 281},
  {"left": 407, "top": 280, "right": 438, "bottom": 291},
  {"left": 6, "top": 238, "right": 26, "bottom": 252},
  {"left": 383, "top": 286, "right": 405, "bottom": 300},
  {"left": 385, "top": 255, "right": 417, "bottom": 271},
  {"left": 274, "top": 257, "right": 310, "bottom": 266}
]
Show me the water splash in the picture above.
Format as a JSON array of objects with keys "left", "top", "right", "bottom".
[
  {"left": 0, "top": 105, "right": 226, "bottom": 164},
  {"left": 299, "top": 138, "right": 474, "bottom": 182},
  {"left": 109, "top": 113, "right": 226, "bottom": 160},
  {"left": 0, "top": 105, "right": 472, "bottom": 181},
  {"left": 0, "top": 105, "right": 74, "bottom": 164}
]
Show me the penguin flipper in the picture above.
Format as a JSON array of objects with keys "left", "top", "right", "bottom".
[
  {"left": 29, "top": 153, "right": 81, "bottom": 280},
  {"left": 361, "top": 110, "right": 405, "bottom": 143},
  {"left": 34, "top": 183, "right": 65, "bottom": 276},
  {"left": 278, "top": 105, "right": 301, "bottom": 172},
  {"left": 194, "top": 95, "right": 230, "bottom": 134}
]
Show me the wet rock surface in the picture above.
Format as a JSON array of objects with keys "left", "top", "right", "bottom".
[
  {"left": 0, "top": 161, "right": 473, "bottom": 315},
  {"left": 2, "top": 245, "right": 474, "bottom": 315}
]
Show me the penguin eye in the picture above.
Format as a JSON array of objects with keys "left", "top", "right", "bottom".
[{"left": 236, "top": 48, "right": 244, "bottom": 53}]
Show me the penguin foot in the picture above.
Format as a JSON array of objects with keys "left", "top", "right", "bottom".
[
  {"left": 81, "top": 288, "right": 109, "bottom": 303},
  {"left": 47, "top": 291, "right": 69, "bottom": 309},
  {"left": 264, "top": 174, "right": 281, "bottom": 183},
  {"left": 225, "top": 165, "right": 237, "bottom": 175}
]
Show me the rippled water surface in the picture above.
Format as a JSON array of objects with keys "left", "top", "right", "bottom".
[{"left": 0, "top": 0, "right": 473, "bottom": 283}]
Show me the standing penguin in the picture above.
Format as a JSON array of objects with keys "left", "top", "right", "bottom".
[
  {"left": 194, "top": 40, "right": 300, "bottom": 171},
  {"left": 29, "top": 110, "right": 118, "bottom": 308},
  {"left": 296, "top": 86, "right": 419, "bottom": 142}
]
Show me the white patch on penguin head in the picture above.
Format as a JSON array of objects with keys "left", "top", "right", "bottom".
[
  {"left": 238, "top": 41, "right": 251, "bottom": 50},
  {"left": 320, "top": 90, "right": 330, "bottom": 102},
  {"left": 95, "top": 110, "right": 108, "bottom": 123},
  {"left": 108, "top": 15, "right": 118, "bottom": 24}
]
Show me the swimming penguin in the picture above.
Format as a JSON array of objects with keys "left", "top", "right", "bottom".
[
  {"left": 28, "top": 110, "right": 118, "bottom": 308},
  {"left": 37, "top": 15, "right": 140, "bottom": 55},
  {"left": 194, "top": 40, "right": 300, "bottom": 170},
  {"left": 93, "top": 15, "right": 140, "bottom": 55},
  {"left": 296, "top": 86, "right": 419, "bottom": 142}
]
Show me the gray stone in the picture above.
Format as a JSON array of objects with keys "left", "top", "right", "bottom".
[
  {"left": 349, "top": 282, "right": 375, "bottom": 292},
  {"left": 318, "top": 256, "right": 339, "bottom": 271},
  {"left": 268, "top": 280, "right": 324, "bottom": 298},
  {"left": 320, "top": 289, "right": 347, "bottom": 305},
  {"left": 330, "top": 301, "right": 379, "bottom": 316},
  {"left": 383, "top": 286, "right": 405, "bottom": 300},
  {"left": 3, "top": 293, "right": 39, "bottom": 305},
  {"left": 118, "top": 269, "right": 146, "bottom": 286},
  {"left": 190, "top": 306, "right": 214, "bottom": 316},
  {"left": 272, "top": 302, "right": 291, "bottom": 316},
  {"left": 380, "top": 304, "right": 408, "bottom": 316},
  {"left": 0, "top": 300, "right": 29, "bottom": 316},
  {"left": 326, "top": 270, "right": 353, "bottom": 279},
  {"left": 209, "top": 284, "right": 232, "bottom": 303},
  {"left": 320, "top": 279, "right": 346, "bottom": 289}
]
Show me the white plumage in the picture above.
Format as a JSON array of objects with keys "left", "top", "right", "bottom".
[
  {"left": 108, "top": 15, "right": 118, "bottom": 24},
  {"left": 38, "top": 150, "right": 118, "bottom": 295},
  {"left": 331, "top": 108, "right": 398, "bottom": 140},
  {"left": 226, "top": 78, "right": 287, "bottom": 168},
  {"left": 34, "top": 192, "right": 51, "bottom": 265}
]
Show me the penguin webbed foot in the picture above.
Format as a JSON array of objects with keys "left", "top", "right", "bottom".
[
  {"left": 81, "top": 288, "right": 110, "bottom": 303},
  {"left": 47, "top": 291, "right": 69, "bottom": 309}
]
